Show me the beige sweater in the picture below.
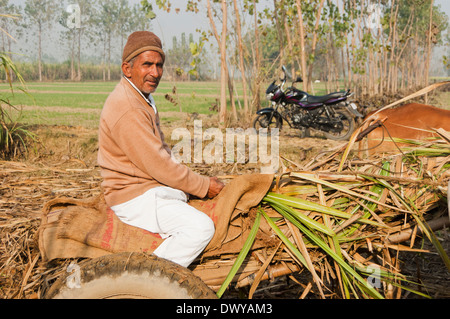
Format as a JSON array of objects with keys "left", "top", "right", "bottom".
[{"left": 98, "top": 77, "right": 210, "bottom": 207}]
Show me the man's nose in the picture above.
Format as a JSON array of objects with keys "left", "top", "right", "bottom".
[{"left": 149, "top": 65, "right": 162, "bottom": 78}]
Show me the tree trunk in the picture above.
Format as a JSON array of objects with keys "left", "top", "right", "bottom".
[
  {"left": 102, "top": 34, "right": 106, "bottom": 82},
  {"left": 38, "top": 22, "right": 42, "bottom": 82},
  {"left": 424, "top": 0, "right": 434, "bottom": 103},
  {"left": 252, "top": 0, "right": 261, "bottom": 111},
  {"left": 273, "top": 0, "right": 285, "bottom": 68},
  {"left": 107, "top": 31, "right": 111, "bottom": 81},
  {"left": 77, "top": 28, "right": 82, "bottom": 81},
  {"left": 220, "top": 0, "right": 228, "bottom": 124},
  {"left": 306, "top": 0, "right": 326, "bottom": 91},
  {"left": 206, "top": 0, "right": 228, "bottom": 126},
  {"left": 284, "top": 19, "right": 299, "bottom": 75},
  {"left": 233, "top": 0, "right": 250, "bottom": 116},
  {"left": 227, "top": 67, "right": 237, "bottom": 121},
  {"left": 295, "top": 0, "right": 308, "bottom": 91},
  {"left": 71, "top": 30, "right": 75, "bottom": 81}
]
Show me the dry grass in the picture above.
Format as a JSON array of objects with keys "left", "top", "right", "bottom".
[
  {"left": 0, "top": 124, "right": 449, "bottom": 299},
  {"left": 198, "top": 134, "right": 449, "bottom": 299},
  {"left": 0, "top": 158, "right": 102, "bottom": 298}
]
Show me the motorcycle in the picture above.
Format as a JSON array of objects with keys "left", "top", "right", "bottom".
[{"left": 253, "top": 66, "right": 363, "bottom": 140}]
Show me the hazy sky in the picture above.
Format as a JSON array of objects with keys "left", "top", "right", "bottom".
[
  {"left": 8, "top": 0, "right": 450, "bottom": 64},
  {"left": 153, "top": 0, "right": 450, "bottom": 48}
]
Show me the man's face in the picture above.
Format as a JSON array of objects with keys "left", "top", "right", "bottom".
[{"left": 122, "top": 50, "right": 164, "bottom": 95}]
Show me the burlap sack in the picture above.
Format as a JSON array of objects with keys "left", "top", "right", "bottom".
[
  {"left": 39, "top": 196, "right": 165, "bottom": 261},
  {"left": 191, "top": 173, "right": 276, "bottom": 256},
  {"left": 38, "top": 174, "right": 274, "bottom": 262}
]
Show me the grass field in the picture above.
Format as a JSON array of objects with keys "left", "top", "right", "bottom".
[
  {"left": 0, "top": 80, "right": 250, "bottom": 128},
  {"left": 0, "top": 78, "right": 352, "bottom": 128},
  {"left": 1, "top": 79, "right": 448, "bottom": 128}
]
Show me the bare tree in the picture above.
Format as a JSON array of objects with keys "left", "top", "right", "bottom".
[
  {"left": 295, "top": 0, "right": 308, "bottom": 91},
  {"left": 232, "top": 0, "right": 250, "bottom": 116},
  {"left": 206, "top": 0, "right": 228, "bottom": 126},
  {"left": 306, "top": 0, "right": 326, "bottom": 92},
  {"left": 23, "top": 0, "right": 57, "bottom": 82}
]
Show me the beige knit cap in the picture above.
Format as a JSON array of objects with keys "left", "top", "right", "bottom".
[{"left": 122, "top": 31, "right": 165, "bottom": 63}]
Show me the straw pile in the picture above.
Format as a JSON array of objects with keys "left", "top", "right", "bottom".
[
  {"left": 0, "top": 132, "right": 449, "bottom": 299},
  {"left": 207, "top": 131, "right": 450, "bottom": 299},
  {"left": 0, "top": 161, "right": 102, "bottom": 298}
]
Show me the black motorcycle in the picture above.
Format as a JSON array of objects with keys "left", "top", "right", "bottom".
[{"left": 253, "top": 66, "right": 362, "bottom": 140}]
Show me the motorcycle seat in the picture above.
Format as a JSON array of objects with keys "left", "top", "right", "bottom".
[{"left": 307, "top": 91, "right": 347, "bottom": 104}]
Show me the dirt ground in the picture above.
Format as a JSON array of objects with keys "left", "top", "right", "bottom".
[{"left": 0, "top": 112, "right": 449, "bottom": 299}]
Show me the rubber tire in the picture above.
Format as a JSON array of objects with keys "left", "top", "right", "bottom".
[
  {"left": 252, "top": 112, "right": 282, "bottom": 134},
  {"left": 44, "top": 252, "right": 217, "bottom": 299},
  {"left": 322, "top": 110, "right": 355, "bottom": 141}
]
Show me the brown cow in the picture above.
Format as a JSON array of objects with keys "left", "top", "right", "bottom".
[{"left": 359, "top": 103, "right": 450, "bottom": 155}]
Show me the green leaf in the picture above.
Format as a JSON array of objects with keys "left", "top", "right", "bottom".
[
  {"left": 216, "top": 211, "right": 261, "bottom": 298},
  {"left": 264, "top": 192, "right": 384, "bottom": 228},
  {"left": 260, "top": 208, "right": 309, "bottom": 269},
  {"left": 267, "top": 200, "right": 385, "bottom": 299}
]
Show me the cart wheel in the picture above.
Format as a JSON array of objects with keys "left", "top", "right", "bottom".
[{"left": 44, "top": 252, "right": 217, "bottom": 299}]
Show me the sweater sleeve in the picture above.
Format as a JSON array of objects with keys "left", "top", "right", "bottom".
[{"left": 111, "top": 108, "right": 210, "bottom": 198}]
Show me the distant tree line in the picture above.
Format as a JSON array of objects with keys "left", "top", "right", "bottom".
[
  {"left": 0, "top": 0, "right": 449, "bottom": 124},
  {"left": 141, "top": 0, "right": 449, "bottom": 124},
  {"left": 0, "top": 0, "right": 152, "bottom": 82}
]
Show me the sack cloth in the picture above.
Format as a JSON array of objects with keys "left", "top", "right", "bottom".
[{"left": 38, "top": 174, "right": 275, "bottom": 262}]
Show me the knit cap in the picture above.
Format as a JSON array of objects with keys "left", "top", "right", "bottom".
[{"left": 122, "top": 31, "right": 165, "bottom": 63}]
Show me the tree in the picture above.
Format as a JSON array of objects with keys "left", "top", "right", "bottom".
[
  {"left": 58, "top": 3, "right": 78, "bottom": 80},
  {"left": 95, "top": 0, "right": 121, "bottom": 81},
  {"left": 233, "top": 0, "right": 250, "bottom": 116},
  {"left": 0, "top": 1, "right": 21, "bottom": 81},
  {"left": 305, "top": 0, "right": 326, "bottom": 92},
  {"left": 206, "top": 0, "right": 228, "bottom": 126},
  {"left": 23, "top": 0, "right": 57, "bottom": 82},
  {"left": 295, "top": 0, "right": 308, "bottom": 91}
]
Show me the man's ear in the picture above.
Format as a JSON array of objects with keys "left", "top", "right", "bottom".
[{"left": 122, "top": 61, "right": 132, "bottom": 77}]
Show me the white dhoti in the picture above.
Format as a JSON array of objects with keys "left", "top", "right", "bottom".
[{"left": 111, "top": 186, "right": 215, "bottom": 267}]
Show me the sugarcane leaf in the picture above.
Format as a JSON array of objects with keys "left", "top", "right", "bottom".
[
  {"left": 290, "top": 172, "right": 406, "bottom": 214},
  {"left": 264, "top": 192, "right": 385, "bottom": 228},
  {"left": 260, "top": 208, "right": 309, "bottom": 269},
  {"left": 216, "top": 211, "right": 261, "bottom": 298},
  {"left": 267, "top": 201, "right": 385, "bottom": 299},
  {"left": 264, "top": 195, "right": 335, "bottom": 236},
  {"left": 362, "top": 173, "right": 450, "bottom": 271}
]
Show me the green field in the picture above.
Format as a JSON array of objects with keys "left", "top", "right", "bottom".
[
  {"left": 0, "top": 81, "right": 231, "bottom": 128},
  {"left": 1, "top": 79, "right": 448, "bottom": 128},
  {"left": 0, "top": 79, "right": 340, "bottom": 128}
]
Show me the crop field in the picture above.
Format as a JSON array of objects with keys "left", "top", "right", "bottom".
[
  {"left": 1, "top": 79, "right": 448, "bottom": 129},
  {"left": 0, "top": 79, "right": 342, "bottom": 128},
  {"left": 0, "top": 81, "right": 238, "bottom": 128}
]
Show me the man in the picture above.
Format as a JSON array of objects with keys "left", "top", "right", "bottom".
[{"left": 97, "top": 31, "right": 224, "bottom": 268}]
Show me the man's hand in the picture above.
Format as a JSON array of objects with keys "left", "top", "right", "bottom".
[{"left": 207, "top": 177, "right": 225, "bottom": 198}]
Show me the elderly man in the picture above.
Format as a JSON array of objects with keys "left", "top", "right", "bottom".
[{"left": 97, "top": 31, "right": 224, "bottom": 267}]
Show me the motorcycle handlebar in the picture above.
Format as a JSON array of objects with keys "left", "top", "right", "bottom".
[{"left": 280, "top": 66, "right": 352, "bottom": 96}]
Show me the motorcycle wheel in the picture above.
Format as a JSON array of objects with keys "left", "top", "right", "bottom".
[
  {"left": 252, "top": 113, "right": 282, "bottom": 134},
  {"left": 322, "top": 110, "right": 355, "bottom": 141},
  {"left": 43, "top": 252, "right": 217, "bottom": 299}
]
